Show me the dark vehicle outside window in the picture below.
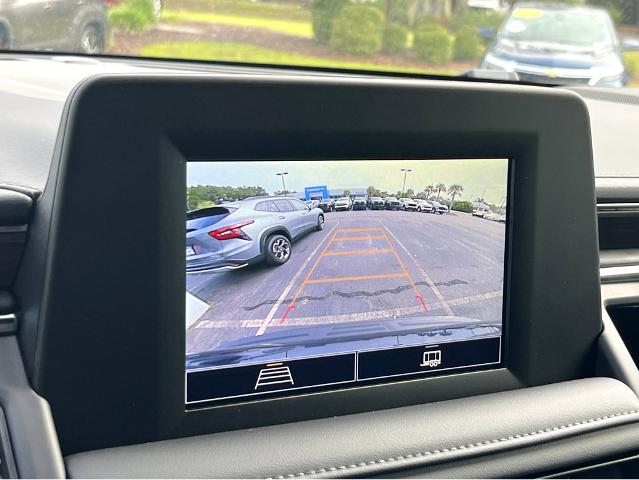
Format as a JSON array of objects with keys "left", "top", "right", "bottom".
[{"left": 0, "top": 0, "right": 107, "bottom": 52}]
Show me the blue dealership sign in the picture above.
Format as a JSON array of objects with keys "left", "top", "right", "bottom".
[{"left": 304, "top": 185, "right": 329, "bottom": 200}]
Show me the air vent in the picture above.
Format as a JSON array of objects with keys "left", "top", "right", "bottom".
[
  {"left": 596, "top": 178, "right": 639, "bottom": 251},
  {"left": 598, "top": 204, "right": 639, "bottom": 250},
  {"left": 0, "top": 188, "right": 33, "bottom": 290}
]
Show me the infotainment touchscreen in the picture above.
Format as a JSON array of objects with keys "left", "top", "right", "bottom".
[{"left": 185, "top": 160, "right": 508, "bottom": 406}]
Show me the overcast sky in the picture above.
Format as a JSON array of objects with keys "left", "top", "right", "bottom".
[{"left": 187, "top": 159, "right": 508, "bottom": 204}]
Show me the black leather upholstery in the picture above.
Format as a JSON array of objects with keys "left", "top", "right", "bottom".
[{"left": 0, "top": 189, "right": 31, "bottom": 226}]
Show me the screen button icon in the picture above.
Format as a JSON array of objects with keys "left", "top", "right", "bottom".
[
  {"left": 255, "top": 363, "right": 294, "bottom": 389},
  {"left": 357, "top": 336, "right": 501, "bottom": 381},
  {"left": 419, "top": 350, "right": 442, "bottom": 368},
  {"left": 186, "top": 353, "right": 356, "bottom": 404}
]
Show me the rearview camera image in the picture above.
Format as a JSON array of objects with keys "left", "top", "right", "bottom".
[{"left": 186, "top": 160, "right": 508, "bottom": 405}]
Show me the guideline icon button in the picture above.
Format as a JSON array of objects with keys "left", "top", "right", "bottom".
[
  {"left": 254, "top": 363, "right": 294, "bottom": 390},
  {"left": 420, "top": 350, "right": 442, "bottom": 368}
]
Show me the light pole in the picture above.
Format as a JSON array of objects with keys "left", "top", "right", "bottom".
[
  {"left": 276, "top": 172, "right": 288, "bottom": 195},
  {"left": 400, "top": 168, "right": 412, "bottom": 197}
]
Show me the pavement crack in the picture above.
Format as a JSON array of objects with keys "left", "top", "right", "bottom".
[{"left": 242, "top": 279, "right": 467, "bottom": 311}]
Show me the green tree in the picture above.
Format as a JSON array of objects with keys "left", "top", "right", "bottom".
[
  {"left": 368, "top": 186, "right": 382, "bottom": 197},
  {"left": 424, "top": 184, "right": 434, "bottom": 198},
  {"left": 330, "top": 5, "right": 385, "bottom": 55},
  {"left": 447, "top": 184, "right": 464, "bottom": 208},
  {"left": 413, "top": 25, "right": 454, "bottom": 65},
  {"left": 405, "top": 188, "right": 415, "bottom": 197},
  {"left": 435, "top": 183, "right": 446, "bottom": 200},
  {"left": 383, "top": 23, "right": 408, "bottom": 53},
  {"left": 343, "top": 189, "right": 352, "bottom": 197},
  {"left": 311, "top": 0, "right": 347, "bottom": 44},
  {"left": 187, "top": 185, "right": 268, "bottom": 210},
  {"left": 452, "top": 200, "right": 473, "bottom": 213},
  {"left": 274, "top": 190, "right": 298, "bottom": 196}
]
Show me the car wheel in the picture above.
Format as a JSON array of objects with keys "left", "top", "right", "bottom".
[
  {"left": 316, "top": 214, "right": 325, "bottom": 231},
  {"left": 78, "top": 23, "right": 105, "bottom": 54},
  {"left": 265, "top": 234, "right": 291, "bottom": 265}
]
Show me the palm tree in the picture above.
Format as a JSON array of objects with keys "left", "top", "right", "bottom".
[
  {"left": 448, "top": 184, "right": 463, "bottom": 210},
  {"left": 435, "top": 183, "right": 446, "bottom": 200},
  {"left": 424, "top": 184, "right": 434, "bottom": 198}
]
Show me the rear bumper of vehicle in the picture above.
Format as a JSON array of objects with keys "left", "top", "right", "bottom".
[
  {"left": 187, "top": 262, "right": 249, "bottom": 274},
  {"left": 187, "top": 251, "right": 262, "bottom": 273}
]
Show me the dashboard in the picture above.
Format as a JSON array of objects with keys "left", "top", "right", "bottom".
[{"left": 1, "top": 54, "right": 639, "bottom": 478}]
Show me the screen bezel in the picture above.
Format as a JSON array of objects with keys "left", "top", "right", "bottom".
[
  {"left": 184, "top": 158, "right": 512, "bottom": 408},
  {"left": 18, "top": 74, "right": 601, "bottom": 455}
]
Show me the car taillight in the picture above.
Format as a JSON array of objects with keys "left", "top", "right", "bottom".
[{"left": 209, "top": 220, "right": 254, "bottom": 240}]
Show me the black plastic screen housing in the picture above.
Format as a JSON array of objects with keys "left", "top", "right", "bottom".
[{"left": 13, "top": 74, "right": 601, "bottom": 455}]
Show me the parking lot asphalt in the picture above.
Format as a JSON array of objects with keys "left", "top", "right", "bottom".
[{"left": 186, "top": 209, "right": 506, "bottom": 355}]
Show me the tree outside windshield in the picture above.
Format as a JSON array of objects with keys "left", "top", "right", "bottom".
[{"left": 1, "top": 0, "right": 639, "bottom": 86}]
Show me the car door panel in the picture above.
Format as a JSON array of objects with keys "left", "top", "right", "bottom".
[
  {"left": 6, "top": 0, "right": 52, "bottom": 48},
  {"left": 272, "top": 199, "right": 300, "bottom": 238},
  {"left": 290, "top": 198, "right": 315, "bottom": 233}
]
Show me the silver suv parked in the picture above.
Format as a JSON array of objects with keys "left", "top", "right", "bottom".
[
  {"left": 399, "top": 198, "right": 418, "bottom": 211},
  {"left": 186, "top": 196, "right": 325, "bottom": 273},
  {"left": 334, "top": 196, "right": 352, "bottom": 211}
]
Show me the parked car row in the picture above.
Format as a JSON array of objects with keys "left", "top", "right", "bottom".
[{"left": 312, "top": 196, "right": 449, "bottom": 214}]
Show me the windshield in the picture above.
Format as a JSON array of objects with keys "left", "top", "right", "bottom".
[
  {"left": 500, "top": 8, "right": 614, "bottom": 49},
  {"left": 0, "top": 0, "right": 637, "bottom": 88},
  {"left": 186, "top": 206, "right": 236, "bottom": 231}
]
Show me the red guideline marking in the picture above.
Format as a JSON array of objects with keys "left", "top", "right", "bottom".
[
  {"left": 280, "top": 304, "right": 296, "bottom": 324},
  {"left": 416, "top": 294, "right": 430, "bottom": 312}
]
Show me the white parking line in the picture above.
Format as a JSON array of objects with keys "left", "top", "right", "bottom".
[
  {"left": 255, "top": 221, "right": 341, "bottom": 336},
  {"left": 453, "top": 239, "right": 502, "bottom": 269},
  {"left": 186, "top": 292, "right": 209, "bottom": 330},
  {"left": 382, "top": 224, "right": 455, "bottom": 316},
  {"left": 196, "top": 290, "right": 502, "bottom": 329}
]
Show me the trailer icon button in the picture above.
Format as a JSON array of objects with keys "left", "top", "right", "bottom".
[{"left": 420, "top": 350, "right": 442, "bottom": 368}]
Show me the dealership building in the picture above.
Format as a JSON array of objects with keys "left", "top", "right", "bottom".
[{"left": 295, "top": 185, "right": 368, "bottom": 201}]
